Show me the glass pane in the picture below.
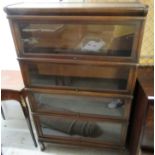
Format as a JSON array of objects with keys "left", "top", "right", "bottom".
[
  {"left": 20, "top": 23, "right": 137, "bottom": 57},
  {"left": 33, "top": 92, "right": 125, "bottom": 118},
  {"left": 28, "top": 63, "right": 129, "bottom": 91},
  {"left": 40, "top": 116, "right": 122, "bottom": 143}
]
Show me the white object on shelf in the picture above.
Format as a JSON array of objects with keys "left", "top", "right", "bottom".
[
  {"left": 107, "top": 99, "right": 123, "bottom": 109},
  {"left": 81, "top": 40, "right": 106, "bottom": 52}
]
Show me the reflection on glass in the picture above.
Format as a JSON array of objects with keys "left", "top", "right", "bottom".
[
  {"left": 34, "top": 93, "right": 125, "bottom": 117},
  {"left": 20, "top": 23, "right": 136, "bottom": 57},
  {"left": 28, "top": 63, "right": 129, "bottom": 91},
  {"left": 40, "top": 116, "right": 122, "bottom": 143}
]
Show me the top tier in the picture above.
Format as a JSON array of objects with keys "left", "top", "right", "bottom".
[
  {"left": 4, "top": 2, "right": 148, "bottom": 16},
  {"left": 4, "top": 2, "right": 148, "bottom": 62}
]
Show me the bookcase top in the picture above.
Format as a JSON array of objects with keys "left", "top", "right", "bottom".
[{"left": 4, "top": 2, "right": 148, "bottom": 16}]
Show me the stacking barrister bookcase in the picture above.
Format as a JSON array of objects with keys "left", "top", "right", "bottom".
[{"left": 4, "top": 2, "right": 148, "bottom": 151}]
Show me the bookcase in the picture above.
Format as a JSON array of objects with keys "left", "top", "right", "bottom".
[{"left": 4, "top": 2, "right": 148, "bottom": 151}]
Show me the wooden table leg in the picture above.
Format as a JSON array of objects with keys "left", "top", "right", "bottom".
[{"left": 20, "top": 96, "right": 38, "bottom": 147}]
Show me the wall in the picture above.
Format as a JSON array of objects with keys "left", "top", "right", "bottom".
[{"left": 139, "top": 0, "right": 154, "bottom": 65}]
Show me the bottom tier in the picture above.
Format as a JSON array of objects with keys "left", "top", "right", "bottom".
[{"left": 33, "top": 114, "right": 128, "bottom": 149}]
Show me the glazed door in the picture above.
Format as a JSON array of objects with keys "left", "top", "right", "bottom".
[
  {"left": 28, "top": 88, "right": 131, "bottom": 120},
  {"left": 33, "top": 114, "right": 128, "bottom": 147},
  {"left": 20, "top": 60, "right": 136, "bottom": 93},
  {"left": 11, "top": 16, "right": 143, "bottom": 61}
]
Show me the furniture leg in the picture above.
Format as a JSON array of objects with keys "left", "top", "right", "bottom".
[
  {"left": 38, "top": 140, "right": 45, "bottom": 151},
  {"left": 1, "top": 106, "right": 5, "bottom": 120},
  {"left": 25, "top": 116, "right": 38, "bottom": 147},
  {"left": 20, "top": 97, "right": 38, "bottom": 147}
]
